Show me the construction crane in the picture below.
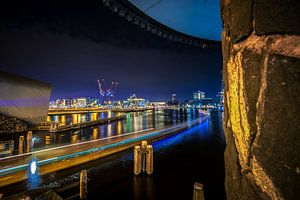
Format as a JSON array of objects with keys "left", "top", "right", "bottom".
[{"left": 97, "top": 79, "right": 118, "bottom": 104}]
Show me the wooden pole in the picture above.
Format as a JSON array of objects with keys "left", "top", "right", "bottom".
[
  {"left": 193, "top": 182, "right": 205, "bottom": 200},
  {"left": 80, "top": 169, "right": 88, "bottom": 199},
  {"left": 134, "top": 146, "right": 141, "bottom": 175},
  {"left": 146, "top": 145, "right": 153, "bottom": 175}
]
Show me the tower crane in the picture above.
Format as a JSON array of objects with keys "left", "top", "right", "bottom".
[{"left": 97, "top": 79, "right": 118, "bottom": 105}]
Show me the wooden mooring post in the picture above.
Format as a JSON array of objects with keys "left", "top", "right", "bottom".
[
  {"left": 193, "top": 182, "right": 205, "bottom": 200},
  {"left": 134, "top": 141, "right": 153, "bottom": 176},
  {"left": 80, "top": 170, "right": 88, "bottom": 199}
]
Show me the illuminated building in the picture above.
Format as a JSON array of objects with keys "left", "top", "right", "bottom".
[
  {"left": 49, "top": 100, "right": 57, "bottom": 108},
  {"left": 55, "top": 99, "right": 66, "bottom": 108},
  {"left": 150, "top": 102, "right": 167, "bottom": 108},
  {"left": 49, "top": 97, "right": 100, "bottom": 109},
  {"left": 123, "top": 94, "right": 146, "bottom": 108},
  {"left": 171, "top": 94, "right": 177, "bottom": 102},
  {"left": 65, "top": 98, "right": 72, "bottom": 108},
  {"left": 86, "top": 97, "right": 100, "bottom": 107},
  {"left": 76, "top": 97, "right": 87, "bottom": 108},
  {"left": 193, "top": 91, "right": 205, "bottom": 100},
  {"left": 168, "top": 94, "right": 179, "bottom": 106}
]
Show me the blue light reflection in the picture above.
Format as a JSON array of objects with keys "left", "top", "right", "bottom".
[{"left": 27, "top": 157, "right": 41, "bottom": 189}]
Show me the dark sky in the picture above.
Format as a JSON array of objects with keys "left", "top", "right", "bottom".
[{"left": 0, "top": 0, "right": 222, "bottom": 101}]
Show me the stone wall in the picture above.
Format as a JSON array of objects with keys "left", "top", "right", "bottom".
[
  {"left": 0, "top": 114, "right": 28, "bottom": 134},
  {"left": 221, "top": 0, "right": 300, "bottom": 199}
]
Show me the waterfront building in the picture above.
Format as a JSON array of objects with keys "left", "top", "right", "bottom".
[
  {"left": 49, "top": 97, "right": 100, "bottom": 109},
  {"left": 65, "top": 98, "right": 72, "bottom": 108},
  {"left": 193, "top": 91, "right": 205, "bottom": 100},
  {"left": 123, "top": 94, "right": 146, "bottom": 108},
  {"left": 150, "top": 101, "right": 167, "bottom": 108},
  {"left": 75, "top": 97, "right": 87, "bottom": 108},
  {"left": 49, "top": 100, "right": 57, "bottom": 108},
  {"left": 55, "top": 99, "right": 66, "bottom": 108},
  {"left": 86, "top": 97, "right": 100, "bottom": 107},
  {"left": 168, "top": 93, "right": 179, "bottom": 106},
  {"left": 171, "top": 94, "right": 177, "bottom": 102},
  {"left": 0, "top": 71, "right": 51, "bottom": 133},
  {"left": 193, "top": 97, "right": 216, "bottom": 109}
]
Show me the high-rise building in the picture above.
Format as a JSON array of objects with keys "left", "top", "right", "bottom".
[
  {"left": 193, "top": 91, "right": 205, "bottom": 100},
  {"left": 123, "top": 94, "right": 146, "bottom": 108},
  {"left": 171, "top": 94, "right": 176, "bottom": 102},
  {"left": 55, "top": 99, "right": 66, "bottom": 108},
  {"left": 76, "top": 97, "right": 87, "bottom": 108},
  {"left": 65, "top": 98, "right": 72, "bottom": 108},
  {"left": 86, "top": 97, "right": 100, "bottom": 107}
]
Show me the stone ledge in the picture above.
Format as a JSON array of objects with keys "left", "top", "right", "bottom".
[{"left": 0, "top": 114, "right": 28, "bottom": 134}]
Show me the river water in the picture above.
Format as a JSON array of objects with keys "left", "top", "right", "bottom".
[
  {"left": 0, "top": 109, "right": 226, "bottom": 199},
  {"left": 0, "top": 109, "right": 201, "bottom": 154},
  {"left": 42, "top": 109, "right": 198, "bottom": 148}
]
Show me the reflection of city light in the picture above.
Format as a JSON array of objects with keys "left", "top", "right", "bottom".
[
  {"left": 93, "top": 128, "right": 98, "bottom": 139},
  {"left": 28, "top": 157, "right": 40, "bottom": 189},
  {"left": 117, "top": 121, "right": 122, "bottom": 135},
  {"left": 30, "top": 161, "right": 37, "bottom": 174},
  {"left": 91, "top": 113, "right": 98, "bottom": 121},
  {"left": 61, "top": 115, "right": 66, "bottom": 126},
  {"left": 78, "top": 114, "right": 82, "bottom": 123},
  {"left": 81, "top": 114, "right": 86, "bottom": 122},
  {"left": 45, "top": 135, "right": 51, "bottom": 145},
  {"left": 107, "top": 124, "right": 112, "bottom": 136},
  {"left": 71, "top": 133, "right": 78, "bottom": 143},
  {"left": 72, "top": 114, "right": 78, "bottom": 124}
]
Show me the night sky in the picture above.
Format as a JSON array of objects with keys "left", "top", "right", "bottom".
[{"left": 0, "top": 0, "right": 222, "bottom": 101}]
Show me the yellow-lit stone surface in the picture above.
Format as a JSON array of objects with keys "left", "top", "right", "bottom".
[
  {"left": 226, "top": 51, "right": 251, "bottom": 168},
  {"left": 251, "top": 156, "right": 282, "bottom": 200},
  {"left": 222, "top": 18, "right": 300, "bottom": 199},
  {"left": 221, "top": 0, "right": 300, "bottom": 199}
]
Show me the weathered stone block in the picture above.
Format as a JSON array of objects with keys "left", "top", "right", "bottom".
[
  {"left": 221, "top": 0, "right": 253, "bottom": 43},
  {"left": 254, "top": 0, "right": 300, "bottom": 35},
  {"left": 222, "top": 19, "right": 300, "bottom": 199},
  {"left": 224, "top": 125, "right": 260, "bottom": 200},
  {"left": 252, "top": 53, "right": 300, "bottom": 200}
]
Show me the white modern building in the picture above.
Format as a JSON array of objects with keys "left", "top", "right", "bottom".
[{"left": 193, "top": 91, "right": 205, "bottom": 100}]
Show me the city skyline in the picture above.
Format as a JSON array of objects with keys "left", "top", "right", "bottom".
[
  {"left": 0, "top": 0, "right": 222, "bottom": 101},
  {"left": 48, "top": 88, "right": 218, "bottom": 105},
  {"left": 48, "top": 88, "right": 219, "bottom": 102}
]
